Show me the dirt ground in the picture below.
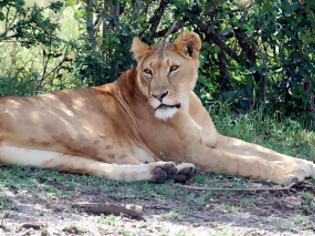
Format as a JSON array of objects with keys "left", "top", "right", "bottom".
[{"left": 0, "top": 166, "right": 315, "bottom": 236}]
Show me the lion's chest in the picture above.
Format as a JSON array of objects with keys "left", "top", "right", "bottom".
[{"left": 137, "top": 119, "right": 193, "bottom": 163}]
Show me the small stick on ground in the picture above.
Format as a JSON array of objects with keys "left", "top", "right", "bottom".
[
  {"left": 72, "top": 202, "right": 143, "bottom": 218},
  {"left": 175, "top": 181, "right": 297, "bottom": 192},
  {"left": 20, "top": 223, "right": 42, "bottom": 230},
  {"left": 145, "top": 204, "right": 172, "bottom": 210}
]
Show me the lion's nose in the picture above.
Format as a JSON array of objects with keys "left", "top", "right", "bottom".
[{"left": 152, "top": 91, "right": 168, "bottom": 101}]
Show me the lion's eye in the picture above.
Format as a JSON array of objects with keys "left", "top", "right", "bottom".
[
  {"left": 169, "top": 65, "right": 180, "bottom": 73},
  {"left": 143, "top": 68, "right": 152, "bottom": 76}
]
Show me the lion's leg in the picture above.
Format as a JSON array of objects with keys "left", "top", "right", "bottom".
[
  {"left": 189, "top": 144, "right": 315, "bottom": 184},
  {"left": 173, "top": 110, "right": 315, "bottom": 184},
  {"left": 214, "top": 135, "right": 315, "bottom": 183},
  {"left": 216, "top": 134, "right": 293, "bottom": 161},
  {"left": 0, "top": 144, "right": 182, "bottom": 183},
  {"left": 216, "top": 135, "right": 315, "bottom": 173},
  {"left": 187, "top": 93, "right": 314, "bottom": 183}
]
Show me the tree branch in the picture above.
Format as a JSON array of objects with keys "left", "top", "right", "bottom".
[
  {"left": 86, "top": 0, "right": 96, "bottom": 50},
  {"left": 229, "top": 3, "right": 255, "bottom": 14},
  {"left": 185, "top": 13, "right": 244, "bottom": 65},
  {"left": 218, "top": 49, "right": 232, "bottom": 90},
  {"left": 176, "top": 181, "right": 297, "bottom": 192},
  {"left": 233, "top": 26, "right": 264, "bottom": 85},
  {"left": 152, "top": 21, "right": 184, "bottom": 38},
  {"left": 304, "top": 80, "right": 315, "bottom": 116},
  {"left": 148, "top": 0, "right": 171, "bottom": 35}
]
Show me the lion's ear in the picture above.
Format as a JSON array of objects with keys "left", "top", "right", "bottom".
[
  {"left": 174, "top": 32, "right": 201, "bottom": 59},
  {"left": 131, "top": 37, "right": 150, "bottom": 61}
]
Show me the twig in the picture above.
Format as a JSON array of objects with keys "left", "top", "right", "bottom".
[
  {"left": 229, "top": 3, "right": 255, "bottom": 14},
  {"left": 20, "top": 223, "right": 43, "bottom": 230},
  {"left": 145, "top": 204, "right": 172, "bottom": 210},
  {"left": 162, "top": 21, "right": 179, "bottom": 40},
  {"left": 175, "top": 182, "right": 297, "bottom": 192},
  {"left": 157, "top": 21, "right": 179, "bottom": 58},
  {"left": 154, "top": 22, "right": 184, "bottom": 38},
  {"left": 72, "top": 202, "right": 143, "bottom": 218}
]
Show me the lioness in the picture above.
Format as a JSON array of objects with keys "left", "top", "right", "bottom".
[{"left": 0, "top": 32, "right": 314, "bottom": 184}]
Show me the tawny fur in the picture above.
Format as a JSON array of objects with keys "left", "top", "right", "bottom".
[{"left": 0, "top": 32, "right": 314, "bottom": 184}]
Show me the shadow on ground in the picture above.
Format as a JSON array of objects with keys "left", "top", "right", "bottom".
[{"left": 0, "top": 166, "right": 314, "bottom": 235}]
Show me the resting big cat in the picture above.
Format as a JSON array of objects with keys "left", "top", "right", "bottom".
[{"left": 0, "top": 32, "right": 314, "bottom": 184}]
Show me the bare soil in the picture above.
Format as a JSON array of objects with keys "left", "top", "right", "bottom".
[{"left": 0, "top": 167, "right": 314, "bottom": 236}]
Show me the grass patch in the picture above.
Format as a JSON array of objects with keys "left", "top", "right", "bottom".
[
  {"left": 211, "top": 227, "right": 239, "bottom": 236},
  {"left": 62, "top": 224, "right": 86, "bottom": 235},
  {"left": 292, "top": 214, "right": 309, "bottom": 226},
  {"left": 160, "top": 210, "right": 185, "bottom": 221},
  {"left": 219, "top": 204, "right": 240, "bottom": 214},
  {"left": 299, "top": 191, "right": 315, "bottom": 214},
  {"left": 117, "top": 227, "right": 133, "bottom": 236},
  {"left": 0, "top": 194, "right": 18, "bottom": 210},
  {"left": 99, "top": 214, "right": 116, "bottom": 226}
]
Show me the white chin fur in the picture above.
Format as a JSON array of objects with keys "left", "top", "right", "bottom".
[{"left": 154, "top": 107, "right": 178, "bottom": 121}]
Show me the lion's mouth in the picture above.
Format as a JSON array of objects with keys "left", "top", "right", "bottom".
[{"left": 155, "top": 103, "right": 181, "bottom": 111}]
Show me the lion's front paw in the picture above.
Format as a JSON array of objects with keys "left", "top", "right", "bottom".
[
  {"left": 150, "top": 162, "right": 177, "bottom": 184},
  {"left": 172, "top": 163, "right": 197, "bottom": 184},
  {"left": 149, "top": 162, "right": 197, "bottom": 184}
]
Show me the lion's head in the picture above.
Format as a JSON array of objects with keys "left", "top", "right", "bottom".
[{"left": 131, "top": 32, "right": 202, "bottom": 120}]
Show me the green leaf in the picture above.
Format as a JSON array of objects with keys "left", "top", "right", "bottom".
[
  {"left": 0, "top": 12, "right": 5, "bottom": 21},
  {"left": 66, "top": 0, "right": 76, "bottom": 7}
]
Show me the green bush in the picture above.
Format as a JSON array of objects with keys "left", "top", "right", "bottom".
[{"left": 0, "top": 0, "right": 314, "bottom": 128}]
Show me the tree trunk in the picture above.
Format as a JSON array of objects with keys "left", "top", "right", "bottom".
[
  {"left": 102, "top": 0, "right": 107, "bottom": 58},
  {"left": 218, "top": 49, "right": 232, "bottom": 90},
  {"left": 86, "top": 0, "right": 96, "bottom": 50}
]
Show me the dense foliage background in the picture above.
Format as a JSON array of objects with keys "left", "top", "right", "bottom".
[{"left": 0, "top": 0, "right": 314, "bottom": 128}]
